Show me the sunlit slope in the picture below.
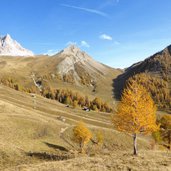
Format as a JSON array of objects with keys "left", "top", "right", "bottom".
[{"left": 0, "top": 85, "right": 149, "bottom": 170}]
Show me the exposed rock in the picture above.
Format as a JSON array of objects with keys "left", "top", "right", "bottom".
[{"left": 54, "top": 45, "right": 108, "bottom": 85}]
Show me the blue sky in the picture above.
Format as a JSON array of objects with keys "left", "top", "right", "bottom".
[{"left": 0, "top": 0, "right": 171, "bottom": 68}]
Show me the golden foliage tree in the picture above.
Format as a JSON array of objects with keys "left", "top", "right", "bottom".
[
  {"left": 112, "top": 80, "right": 159, "bottom": 155},
  {"left": 73, "top": 121, "right": 92, "bottom": 153},
  {"left": 127, "top": 73, "right": 171, "bottom": 110}
]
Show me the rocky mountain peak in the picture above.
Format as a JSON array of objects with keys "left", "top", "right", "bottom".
[
  {"left": 54, "top": 44, "right": 108, "bottom": 85},
  {"left": 57, "top": 44, "right": 93, "bottom": 65},
  {"left": 0, "top": 34, "right": 34, "bottom": 56},
  {"left": 61, "top": 45, "right": 85, "bottom": 56},
  {"left": 1, "top": 34, "right": 13, "bottom": 47},
  {"left": 65, "top": 44, "right": 80, "bottom": 53},
  {"left": 4, "top": 34, "right": 11, "bottom": 40}
]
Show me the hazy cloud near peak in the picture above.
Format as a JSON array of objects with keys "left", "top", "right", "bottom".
[
  {"left": 66, "top": 40, "right": 90, "bottom": 48},
  {"left": 44, "top": 49, "right": 59, "bottom": 56},
  {"left": 100, "top": 34, "right": 113, "bottom": 40},
  {"left": 81, "top": 41, "right": 90, "bottom": 48}
]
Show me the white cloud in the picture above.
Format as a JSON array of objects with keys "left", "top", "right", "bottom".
[
  {"left": 66, "top": 41, "right": 90, "bottom": 48},
  {"left": 61, "top": 4, "right": 108, "bottom": 17},
  {"left": 44, "top": 49, "right": 59, "bottom": 56},
  {"left": 80, "top": 41, "right": 90, "bottom": 48},
  {"left": 100, "top": 34, "right": 113, "bottom": 41}
]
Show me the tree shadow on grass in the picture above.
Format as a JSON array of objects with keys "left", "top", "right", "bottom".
[
  {"left": 44, "top": 142, "right": 69, "bottom": 152},
  {"left": 26, "top": 151, "right": 73, "bottom": 161},
  {"left": 26, "top": 142, "right": 74, "bottom": 161}
]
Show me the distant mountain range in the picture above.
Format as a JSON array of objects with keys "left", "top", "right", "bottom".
[
  {"left": 0, "top": 35, "right": 121, "bottom": 103},
  {"left": 0, "top": 34, "right": 170, "bottom": 112}
]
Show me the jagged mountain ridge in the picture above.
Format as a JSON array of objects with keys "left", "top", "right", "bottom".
[
  {"left": 113, "top": 44, "right": 171, "bottom": 111},
  {"left": 117, "top": 44, "right": 171, "bottom": 81},
  {"left": 125, "top": 45, "right": 171, "bottom": 75},
  {"left": 0, "top": 34, "right": 34, "bottom": 56},
  {"left": 52, "top": 45, "right": 110, "bottom": 85}
]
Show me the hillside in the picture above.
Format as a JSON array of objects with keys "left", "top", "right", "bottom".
[
  {"left": 0, "top": 45, "right": 122, "bottom": 105},
  {"left": 113, "top": 45, "right": 171, "bottom": 112},
  {"left": 0, "top": 85, "right": 170, "bottom": 171},
  {"left": 0, "top": 37, "right": 170, "bottom": 170},
  {"left": 0, "top": 43, "right": 171, "bottom": 112}
]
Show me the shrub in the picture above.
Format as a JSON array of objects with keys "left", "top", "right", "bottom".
[{"left": 73, "top": 121, "right": 92, "bottom": 153}]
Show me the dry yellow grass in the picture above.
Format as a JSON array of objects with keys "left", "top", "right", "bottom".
[
  {"left": 7, "top": 151, "right": 171, "bottom": 171},
  {"left": 0, "top": 85, "right": 170, "bottom": 171}
]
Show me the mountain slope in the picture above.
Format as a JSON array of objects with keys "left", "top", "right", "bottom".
[
  {"left": 113, "top": 45, "right": 171, "bottom": 111},
  {"left": 0, "top": 84, "right": 169, "bottom": 171},
  {"left": 0, "top": 45, "right": 122, "bottom": 104},
  {"left": 123, "top": 45, "right": 171, "bottom": 77},
  {"left": 51, "top": 45, "right": 115, "bottom": 86},
  {"left": 0, "top": 34, "right": 34, "bottom": 56}
]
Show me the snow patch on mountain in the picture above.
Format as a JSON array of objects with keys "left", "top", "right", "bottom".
[{"left": 0, "top": 34, "right": 34, "bottom": 56}]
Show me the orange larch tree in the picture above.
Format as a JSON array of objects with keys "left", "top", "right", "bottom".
[
  {"left": 73, "top": 121, "right": 92, "bottom": 153},
  {"left": 112, "top": 80, "right": 159, "bottom": 155}
]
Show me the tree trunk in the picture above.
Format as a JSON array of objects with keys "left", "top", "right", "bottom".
[
  {"left": 133, "top": 133, "right": 137, "bottom": 155},
  {"left": 80, "top": 141, "right": 84, "bottom": 153},
  {"left": 168, "top": 130, "right": 171, "bottom": 150}
]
